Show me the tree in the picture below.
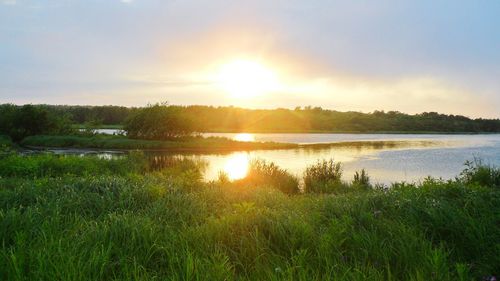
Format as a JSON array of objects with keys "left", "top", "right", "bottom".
[
  {"left": 124, "top": 103, "right": 195, "bottom": 140},
  {"left": 0, "top": 104, "right": 72, "bottom": 141}
]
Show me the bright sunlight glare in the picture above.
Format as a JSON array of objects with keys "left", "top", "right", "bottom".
[
  {"left": 216, "top": 59, "right": 281, "bottom": 98},
  {"left": 233, "top": 133, "right": 255, "bottom": 142},
  {"left": 223, "top": 153, "right": 250, "bottom": 180}
]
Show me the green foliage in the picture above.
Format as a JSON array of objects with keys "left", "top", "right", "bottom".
[
  {"left": 236, "top": 159, "right": 300, "bottom": 194},
  {"left": 124, "top": 103, "right": 195, "bottom": 140},
  {"left": 0, "top": 154, "right": 499, "bottom": 280},
  {"left": 80, "top": 118, "right": 104, "bottom": 136},
  {"left": 39, "top": 104, "right": 132, "bottom": 125},
  {"left": 0, "top": 153, "right": 146, "bottom": 178},
  {"left": 21, "top": 134, "right": 296, "bottom": 151},
  {"left": 460, "top": 159, "right": 500, "bottom": 188},
  {"left": 0, "top": 104, "right": 73, "bottom": 141},
  {"left": 4, "top": 104, "right": 500, "bottom": 133},
  {"left": 303, "top": 159, "right": 343, "bottom": 193},
  {"left": 0, "top": 135, "right": 15, "bottom": 152},
  {"left": 353, "top": 169, "right": 371, "bottom": 189}
]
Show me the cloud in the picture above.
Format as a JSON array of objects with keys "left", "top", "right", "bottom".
[
  {"left": 2, "top": 0, "right": 16, "bottom": 5},
  {"left": 0, "top": 0, "right": 499, "bottom": 117}
]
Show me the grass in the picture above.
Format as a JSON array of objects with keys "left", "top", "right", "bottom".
[
  {"left": 0, "top": 154, "right": 499, "bottom": 280},
  {"left": 304, "top": 159, "right": 343, "bottom": 193},
  {"left": 20, "top": 134, "right": 444, "bottom": 153},
  {"left": 21, "top": 135, "right": 297, "bottom": 151},
  {"left": 72, "top": 124, "right": 124, "bottom": 129}
]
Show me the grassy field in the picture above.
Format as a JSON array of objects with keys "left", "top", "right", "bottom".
[
  {"left": 0, "top": 153, "right": 499, "bottom": 280},
  {"left": 21, "top": 135, "right": 298, "bottom": 151}
]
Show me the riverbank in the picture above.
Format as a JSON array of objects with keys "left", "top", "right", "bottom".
[
  {"left": 74, "top": 124, "right": 500, "bottom": 134},
  {"left": 20, "top": 134, "right": 445, "bottom": 152},
  {"left": 21, "top": 135, "right": 298, "bottom": 152},
  {"left": 0, "top": 153, "right": 499, "bottom": 280}
]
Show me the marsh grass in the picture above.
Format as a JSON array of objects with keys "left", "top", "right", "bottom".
[
  {"left": 234, "top": 159, "right": 300, "bottom": 194},
  {"left": 460, "top": 159, "right": 500, "bottom": 188},
  {"left": 21, "top": 135, "right": 296, "bottom": 151},
  {"left": 303, "top": 159, "right": 344, "bottom": 193},
  {"left": 352, "top": 169, "right": 371, "bottom": 189},
  {"left": 0, "top": 153, "right": 145, "bottom": 178},
  {"left": 0, "top": 154, "right": 499, "bottom": 280}
]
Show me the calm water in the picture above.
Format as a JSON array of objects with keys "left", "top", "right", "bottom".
[
  {"left": 186, "top": 133, "right": 500, "bottom": 184},
  {"left": 56, "top": 132, "right": 500, "bottom": 185}
]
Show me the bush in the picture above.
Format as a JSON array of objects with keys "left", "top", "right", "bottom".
[
  {"left": 0, "top": 104, "right": 72, "bottom": 141},
  {"left": 0, "top": 135, "right": 14, "bottom": 152},
  {"left": 460, "top": 159, "right": 500, "bottom": 188},
  {"left": 303, "top": 159, "right": 343, "bottom": 193},
  {"left": 236, "top": 159, "right": 300, "bottom": 194},
  {"left": 124, "top": 103, "right": 195, "bottom": 140},
  {"left": 352, "top": 169, "right": 371, "bottom": 189}
]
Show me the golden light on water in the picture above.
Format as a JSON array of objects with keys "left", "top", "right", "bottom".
[
  {"left": 216, "top": 59, "right": 281, "bottom": 98},
  {"left": 223, "top": 153, "right": 250, "bottom": 180},
  {"left": 233, "top": 133, "right": 255, "bottom": 142}
]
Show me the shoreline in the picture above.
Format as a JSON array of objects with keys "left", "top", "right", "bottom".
[
  {"left": 75, "top": 125, "right": 500, "bottom": 135},
  {"left": 20, "top": 137, "right": 445, "bottom": 154}
]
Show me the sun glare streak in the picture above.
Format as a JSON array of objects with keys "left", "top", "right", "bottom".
[
  {"left": 233, "top": 133, "right": 255, "bottom": 142},
  {"left": 216, "top": 59, "right": 281, "bottom": 98},
  {"left": 223, "top": 153, "right": 250, "bottom": 180}
]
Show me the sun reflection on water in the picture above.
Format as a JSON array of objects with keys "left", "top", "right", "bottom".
[
  {"left": 233, "top": 133, "right": 255, "bottom": 142},
  {"left": 223, "top": 153, "right": 250, "bottom": 180}
]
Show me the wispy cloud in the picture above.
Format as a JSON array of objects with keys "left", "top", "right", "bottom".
[{"left": 0, "top": 0, "right": 499, "bottom": 117}]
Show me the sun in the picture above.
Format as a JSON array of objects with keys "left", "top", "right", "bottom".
[{"left": 216, "top": 59, "right": 281, "bottom": 98}]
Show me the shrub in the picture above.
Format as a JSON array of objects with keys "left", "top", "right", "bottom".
[
  {"left": 352, "top": 169, "right": 371, "bottom": 189},
  {"left": 0, "top": 104, "right": 72, "bottom": 141},
  {"left": 303, "top": 159, "right": 343, "bottom": 193},
  {"left": 237, "top": 159, "right": 300, "bottom": 194},
  {"left": 0, "top": 135, "right": 14, "bottom": 153},
  {"left": 460, "top": 159, "right": 500, "bottom": 188},
  {"left": 124, "top": 103, "right": 195, "bottom": 140}
]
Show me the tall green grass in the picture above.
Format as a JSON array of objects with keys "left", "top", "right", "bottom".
[
  {"left": 0, "top": 154, "right": 499, "bottom": 280},
  {"left": 0, "top": 153, "right": 146, "bottom": 178},
  {"left": 234, "top": 159, "right": 300, "bottom": 194},
  {"left": 460, "top": 159, "right": 500, "bottom": 189},
  {"left": 20, "top": 135, "right": 297, "bottom": 151},
  {"left": 303, "top": 159, "right": 344, "bottom": 193}
]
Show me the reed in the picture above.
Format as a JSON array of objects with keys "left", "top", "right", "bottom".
[{"left": 0, "top": 154, "right": 498, "bottom": 280}]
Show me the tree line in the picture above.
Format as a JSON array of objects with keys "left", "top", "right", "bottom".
[{"left": 1, "top": 103, "right": 499, "bottom": 141}]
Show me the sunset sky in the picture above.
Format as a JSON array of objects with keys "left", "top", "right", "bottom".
[{"left": 1, "top": 0, "right": 499, "bottom": 118}]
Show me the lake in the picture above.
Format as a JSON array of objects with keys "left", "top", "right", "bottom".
[
  {"left": 56, "top": 132, "right": 500, "bottom": 185},
  {"left": 165, "top": 133, "right": 500, "bottom": 185}
]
